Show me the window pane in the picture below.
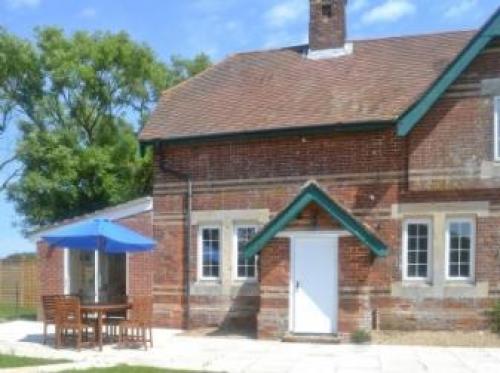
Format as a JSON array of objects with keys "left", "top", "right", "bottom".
[
  {"left": 460, "top": 223, "right": 471, "bottom": 237},
  {"left": 447, "top": 221, "right": 473, "bottom": 279},
  {"left": 237, "top": 266, "right": 245, "bottom": 278},
  {"left": 418, "top": 225, "right": 428, "bottom": 236},
  {"left": 408, "top": 225, "right": 417, "bottom": 236},
  {"left": 211, "top": 249, "right": 219, "bottom": 265},
  {"left": 201, "top": 228, "right": 220, "bottom": 278},
  {"left": 449, "top": 264, "right": 459, "bottom": 277},
  {"left": 212, "top": 229, "right": 219, "bottom": 241},
  {"left": 460, "top": 250, "right": 470, "bottom": 263},
  {"left": 212, "top": 266, "right": 219, "bottom": 277},
  {"left": 460, "top": 264, "right": 470, "bottom": 277},
  {"left": 202, "top": 229, "right": 210, "bottom": 241},
  {"left": 212, "top": 240, "right": 220, "bottom": 251},
  {"left": 408, "top": 251, "right": 416, "bottom": 264},
  {"left": 247, "top": 266, "right": 255, "bottom": 278},
  {"left": 417, "top": 265, "right": 427, "bottom": 277},
  {"left": 460, "top": 237, "right": 470, "bottom": 248},
  {"left": 236, "top": 226, "right": 257, "bottom": 279},
  {"left": 418, "top": 251, "right": 427, "bottom": 264},
  {"left": 203, "top": 266, "right": 211, "bottom": 277},
  {"left": 405, "top": 222, "right": 429, "bottom": 279},
  {"left": 408, "top": 265, "right": 416, "bottom": 277},
  {"left": 449, "top": 224, "right": 460, "bottom": 238},
  {"left": 450, "top": 250, "right": 459, "bottom": 263}
]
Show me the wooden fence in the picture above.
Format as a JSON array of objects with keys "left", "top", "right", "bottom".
[{"left": 0, "top": 258, "right": 39, "bottom": 309}]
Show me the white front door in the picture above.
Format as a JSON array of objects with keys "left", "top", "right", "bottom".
[{"left": 291, "top": 235, "right": 338, "bottom": 334}]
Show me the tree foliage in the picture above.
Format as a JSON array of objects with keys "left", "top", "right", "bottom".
[{"left": 0, "top": 27, "right": 211, "bottom": 229}]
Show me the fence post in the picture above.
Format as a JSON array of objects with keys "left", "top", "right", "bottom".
[{"left": 15, "top": 282, "right": 19, "bottom": 319}]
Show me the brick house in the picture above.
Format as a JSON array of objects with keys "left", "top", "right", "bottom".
[{"left": 37, "top": 0, "right": 500, "bottom": 339}]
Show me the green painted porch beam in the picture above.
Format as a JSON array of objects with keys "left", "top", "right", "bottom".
[{"left": 244, "top": 183, "right": 388, "bottom": 259}]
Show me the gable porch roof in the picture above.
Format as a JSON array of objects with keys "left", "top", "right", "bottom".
[{"left": 244, "top": 182, "right": 388, "bottom": 258}]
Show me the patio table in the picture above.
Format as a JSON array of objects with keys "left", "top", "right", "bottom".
[{"left": 81, "top": 303, "right": 130, "bottom": 351}]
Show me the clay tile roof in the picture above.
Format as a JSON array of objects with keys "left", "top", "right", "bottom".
[{"left": 140, "top": 30, "right": 475, "bottom": 141}]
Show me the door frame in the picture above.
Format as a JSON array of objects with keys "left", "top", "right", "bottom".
[
  {"left": 64, "top": 249, "right": 129, "bottom": 302},
  {"left": 277, "top": 231, "right": 349, "bottom": 334}
]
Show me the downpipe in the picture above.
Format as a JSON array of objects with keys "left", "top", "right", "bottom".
[{"left": 157, "top": 143, "right": 192, "bottom": 330}]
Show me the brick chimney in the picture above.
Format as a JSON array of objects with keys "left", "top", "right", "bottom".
[{"left": 309, "top": 0, "right": 347, "bottom": 51}]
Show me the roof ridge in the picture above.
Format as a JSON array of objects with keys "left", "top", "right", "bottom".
[{"left": 231, "top": 29, "right": 476, "bottom": 57}]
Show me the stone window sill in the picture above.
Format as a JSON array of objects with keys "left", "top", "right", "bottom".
[
  {"left": 443, "top": 281, "right": 475, "bottom": 288},
  {"left": 392, "top": 280, "right": 488, "bottom": 298},
  {"left": 401, "top": 281, "right": 432, "bottom": 288},
  {"left": 233, "top": 278, "right": 258, "bottom": 284},
  {"left": 194, "top": 280, "right": 222, "bottom": 286}
]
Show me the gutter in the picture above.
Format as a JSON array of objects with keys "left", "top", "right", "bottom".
[
  {"left": 140, "top": 120, "right": 394, "bottom": 146},
  {"left": 157, "top": 142, "right": 193, "bottom": 330}
]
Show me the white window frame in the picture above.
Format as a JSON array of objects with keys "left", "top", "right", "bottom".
[
  {"left": 445, "top": 217, "right": 475, "bottom": 282},
  {"left": 233, "top": 224, "right": 259, "bottom": 281},
  {"left": 494, "top": 96, "right": 500, "bottom": 161},
  {"left": 197, "top": 224, "right": 222, "bottom": 281},
  {"left": 402, "top": 218, "right": 432, "bottom": 281}
]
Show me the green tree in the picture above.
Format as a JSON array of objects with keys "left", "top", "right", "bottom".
[{"left": 0, "top": 27, "right": 211, "bottom": 229}]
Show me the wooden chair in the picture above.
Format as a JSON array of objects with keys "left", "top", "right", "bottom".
[
  {"left": 119, "top": 296, "right": 153, "bottom": 350},
  {"left": 41, "top": 295, "right": 65, "bottom": 345},
  {"left": 54, "top": 296, "right": 96, "bottom": 350},
  {"left": 103, "top": 295, "right": 128, "bottom": 341}
]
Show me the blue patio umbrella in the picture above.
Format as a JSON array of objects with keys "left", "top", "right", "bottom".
[{"left": 41, "top": 218, "right": 156, "bottom": 254}]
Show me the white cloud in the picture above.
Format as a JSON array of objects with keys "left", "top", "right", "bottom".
[
  {"left": 361, "top": 0, "right": 416, "bottom": 25},
  {"left": 6, "top": 0, "right": 40, "bottom": 9},
  {"left": 79, "top": 7, "right": 97, "bottom": 19},
  {"left": 264, "top": 0, "right": 307, "bottom": 28},
  {"left": 350, "top": 0, "right": 369, "bottom": 13},
  {"left": 444, "top": 0, "right": 478, "bottom": 19}
]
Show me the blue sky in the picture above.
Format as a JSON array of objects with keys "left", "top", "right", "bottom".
[{"left": 0, "top": 0, "right": 498, "bottom": 257}]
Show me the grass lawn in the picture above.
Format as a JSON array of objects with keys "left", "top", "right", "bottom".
[
  {"left": 0, "top": 354, "right": 68, "bottom": 368},
  {"left": 62, "top": 366, "right": 208, "bottom": 373},
  {"left": 0, "top": 303, "right": 37, "bottom": 321}
]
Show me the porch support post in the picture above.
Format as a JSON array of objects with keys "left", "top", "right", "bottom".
[
  {"left": 63, "top": 249, "right": 70, "bottom": 295},
  {"left": 94, "top": 250, "right": 99, "bottom": 303}
]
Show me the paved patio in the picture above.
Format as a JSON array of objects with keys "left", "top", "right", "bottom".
[{"left": 1, "top": 321, "right": 500, "bottom": 372}]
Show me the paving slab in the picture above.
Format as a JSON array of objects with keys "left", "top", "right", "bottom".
[{"left": 1, "top": 321, "right": 500, "bottom": 373}]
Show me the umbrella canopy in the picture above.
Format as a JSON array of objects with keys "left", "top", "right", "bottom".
[{"left": 41, "top": 218, "right": 156, "bottom": 254}]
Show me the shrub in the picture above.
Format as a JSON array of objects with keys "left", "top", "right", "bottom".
[
  {"left": 350, "top": 329, "right": 372, "bottom": 344},
  {"left": 487, "top": 301, "right": 500, "bottom": 333}
]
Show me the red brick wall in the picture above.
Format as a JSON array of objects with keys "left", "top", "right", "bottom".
[
  {"left": 155, "top": 129, "right": 404, "bottom": 183},
  {"left": 120, "top": 212, "right": 154, "bottom": 299},
  {"left": 408, "top": 41, "right": 500, "bottom": 191},
  {"left": 38, "top": 242, "right": 64, "bottom": 297},
  {"left": 258, "top": 238, "right": 290, "bottom": 339}
]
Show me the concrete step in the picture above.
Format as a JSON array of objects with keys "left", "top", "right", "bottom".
[{"left": 282, "top": 333, "right": 342, "bottom": 344}]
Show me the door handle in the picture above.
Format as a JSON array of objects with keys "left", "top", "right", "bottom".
[{"left": 296, "top": 280, "right": 300, "bottom": 290}]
